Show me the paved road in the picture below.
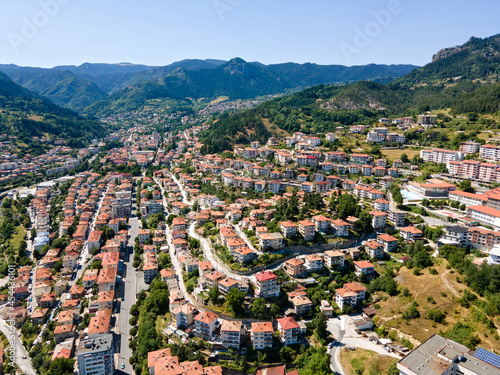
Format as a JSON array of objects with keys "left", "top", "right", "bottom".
[
  {"left": 170, "top": 173, "right": 192, "bottom": 206},
  {"left": 233, "top": 223, "right": 262, "bottom": 255},
  {"left": 188, "top": 223, "right": 243, "bottom": 281},
  {"left": 0, "top": 319, "right": 36, "bottom": 375},
  {"left": 116, "top": 214, "right": 139, "bottom": 375},
  {"left": 327, "top": 315, "right": 400, "bottom": 374},
  {"left": 328, "top": 316, "right": 347, "bottom": 375}
]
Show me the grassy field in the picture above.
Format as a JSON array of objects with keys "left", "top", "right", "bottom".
[
  {"left": 11, "top": 225, "right": 26, "bottom": 250},
  {"left": 477, "top": 132, "right": 493, "bottom": 141},
  {"left": 381, "top": 148, "right": 421, "bottom": 161},
  {"left": 340, "top": 348, "right": 397, "bottom": 375},
  {"left": 373, "top": 261, "right": 500, "bottom": 350}
]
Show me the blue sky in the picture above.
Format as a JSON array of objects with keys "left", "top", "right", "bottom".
[{"left": 1, "top": 0, "right": 498, "bottom": 68}]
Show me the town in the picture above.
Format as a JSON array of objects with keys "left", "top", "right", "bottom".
[{"left": 0, "top": 108, "right": 498, "bottom": 375}]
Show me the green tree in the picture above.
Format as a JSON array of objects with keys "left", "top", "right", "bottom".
[
  {"left": 313, "top": 312, "right": 328, "bottom": 341},
  {"left": 458, "top": 180, "right": 475, "bottom": 193},
  {"left": 225, "top": 288, "right": 245, "bottom": 315},
  {"left": 48, "top": 357, "right": 75, "bottom": 375},
  {"left": 251, "top": 297, "right": 268, "bottom": 319},
  {"left": 208, "top": 285, "right": 220, "bottom": 305},
  {"left": 337, "top": 193, "right": 357, "bottom": 220}
]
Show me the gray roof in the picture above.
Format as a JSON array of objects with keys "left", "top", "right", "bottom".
[
  {"left": 398, "top": 334, "right": 499, "bottom": 375},
  {"left": 77, "top": 333, "right": 113, "bottom": 355},
  {"left": 445, "top": 225, "right": 469, "bottom": 234}
]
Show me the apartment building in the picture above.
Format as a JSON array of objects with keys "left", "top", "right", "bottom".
[
  {"left": 335, "top": 282, "right": 366, "bottom": 310},
  {"left": 298, "top": 219, "right": 316, "bottom": 241},
  {"left": 277, "top": 317, "right": 300, "bottom": 346},
  {"left": 251, "top": 322, "right": 273, "bottom": 350},
  {"left": 324, "top": 250, "right": 345, "bottom": 269},
  {"left": 194, "top": 311, "right": 218, "bottom": 341},
  {"left": 220, "top": 320, "right": 242, "bottom": 349},
  {"left": 255, "top": 271, "right": 280, "bottom": 299},
  {"left": 420, "top": 148, "right": 464, "bottom": 164},
  {"left": 76, "top": 334, "right": 114, "bottom": 375}
]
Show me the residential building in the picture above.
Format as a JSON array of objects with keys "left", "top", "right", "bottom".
[
  {"left": 277, "top": 317, "right": 300, "bottom": 346},
  {"left": 171, "top": 303, "right": 196, "bottom": 329},
  {"left": 335, "top": 282, "right": 366, "bottom": 310},
  {"left": 399, "top": 226, "right": 424, "bottom": 242},
  {"left": 255, "top": 271, "right": 280, "bottom": 299},
  {"left": 377, "top": 233, "right": 399, "bottom": 252},
  {"left": 364, "top": 240, "right": 384, "bottom": 259},
  {"left": 251, "top": 322, "right": 273, "bottom": 350},
  {"left": 220, "top": 320, "right": 242, "bottom": 349},
  {"left": 194, "top": 311, "right": 218, "bottom": 341},
  {"left": 298, "top": 219, "right": 316, "bottom": 241},
  {"left": 76, "top": 334, "right": 114, "bottom": 375},
  {"left": 353, "top": 260, "right": 375, "bottom": 278},
  {"left": 324, "top": 250, "right": 345, "bottom": 269},
  {"left": 280, "top": 221, "right": 298, "bottom": 238},
  {"left": 284, "top": 258, "right": 306, "bottom": 278}
]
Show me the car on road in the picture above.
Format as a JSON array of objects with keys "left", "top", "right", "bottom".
[
  {"left": 327, "top": 342, "right": 335, "bottom": 349},
  {"left": 121, "top": 363, "right": 125, "bottom": 369}
]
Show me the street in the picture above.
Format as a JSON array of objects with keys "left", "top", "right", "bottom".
[
  {"left": 115, "top": 213, "right": 139, "bottom": 374},
  {"left": 0, "top": 319, "right": 36, "bottom": 375}
]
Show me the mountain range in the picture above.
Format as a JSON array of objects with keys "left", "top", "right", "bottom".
[
  {"left": 0, "top": 60, "right": 418, "bottom": 113},
  {"left": 199, "top": 34, "right": 500, "bottom": 154}
]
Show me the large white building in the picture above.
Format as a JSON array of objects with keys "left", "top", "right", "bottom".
[
  {"left": 480, "top": 144, "right": 500, "bottom": 162},
  {"left": 420, "top": 148, "right": 464, "bottom": 164},
  {"left": 467, "top": 205, "right": 500, "bottom": 231}
]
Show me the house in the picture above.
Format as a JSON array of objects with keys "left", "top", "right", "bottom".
[
  {"left": 399, "top": 226, "right": 423, "bottom": 242},
  {"left": 335, "top": 282, "right": 366, "bottom": 310},
  {"left": 195, "top": 311, "right": 218, "bottom": 341},
  {"left": 324, "top": 250, "right": 345, "bottom": 269},
  {"left": 290, "top": 294, "right": 312, "bottom": 315},
  {"left": 277, "top": 317, "right": 300, "bottom": 346},
  {"left": 171, "top": 303, "right": 196, "bottom": 329},
  {"left": 364, "top": 240, "right": 384, "bottom": 259},
  {"left": 259, "top": 232, "right": 285, "bottom": 250},
  {"left": 284, "top": 258, "right": 306, "bottom": 278},
  {"left": 255, "top": 271, "right": 280, "bottom": 298},
  {"left": 353, "top": 260, "right": 376, "bottom": 279},
  {"left": 369, "top": 210, "right": 387, "bottom": 230},
  {"left": 251, "top": 321, "right": 273, "bottom": 350},
  {"left": 220, "top": 320, "right": 242, "bottom": 349},
  {"left": 311, "top": 215, "right": 330, "bottom": 233},
  {"left": 231, "top": 246, "right": 257, "bottom": 264},
  {"left": 280, "top": 221, "right": 298, "bottom": 238},
  {"left": 374, "top": 198, "right": 390, "bottom": 212},
  {"left": 331, "top": 219, "right": 350, "bottom": 237},
  {"left": 298, "top": 219, "right": 316, "bottom": 241},
  {"left": 304, "top": 254, "right": 323, "bottom": 272},
  {"left": 377, "top": 233, "right": 399, "bottom": 252},
  {"left": 320, "top": 300, "right": 335, "bottom": 317}
]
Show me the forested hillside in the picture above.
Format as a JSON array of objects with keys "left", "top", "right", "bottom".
[{"left": 0, "top": 72, "right": 104, "bottom": 148}]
